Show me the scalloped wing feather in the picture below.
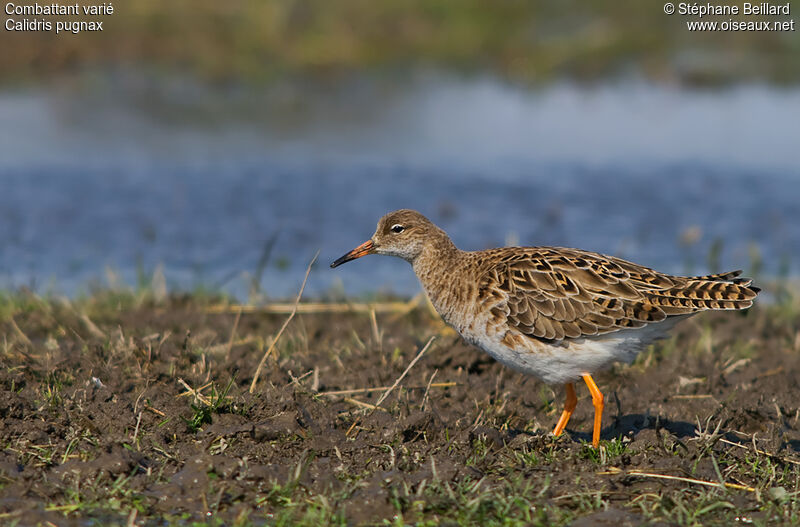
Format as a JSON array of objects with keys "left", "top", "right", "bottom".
[{"left": 476, "top": 247, "right": 758, "bottom": 342}]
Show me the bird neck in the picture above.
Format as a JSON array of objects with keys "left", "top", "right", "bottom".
[
  {"left": 412, "top": 231, "right": 462, "bottom": 316},
  {"left": 412, "top": 228, "right": 458, "bottom": 270}
]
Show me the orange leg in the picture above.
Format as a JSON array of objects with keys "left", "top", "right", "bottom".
[
  {"left": 552, "top": 383, "right": 577, "bottom": 437},
  {"left": 581, "top": 374, "right": 604, "bottom": 448}
]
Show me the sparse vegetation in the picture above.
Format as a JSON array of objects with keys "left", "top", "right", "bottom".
[{"left": 0, "top": 287, "right": 798, "bottom": 525}]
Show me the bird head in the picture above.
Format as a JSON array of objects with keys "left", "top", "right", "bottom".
[{"left": 330, "top": 209, "right": 438, "bottom": 268}]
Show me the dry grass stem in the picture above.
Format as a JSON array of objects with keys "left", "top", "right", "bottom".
[
  {"left": 207, "top": 300, "right": 417, "bottom": 315},
  {"left": 9, "top": 317, "right": 32, "bottom": 347},
  {"left": 249, "top": 251, "right": 318, "bottom": 394},
  {"left": 370, "top": 309, "right": 381, "bottom": 348},
  {"left": 374, "top": 336, "right": 436, "bottom": 409},
  {"left": 143, "top": 404, "right": 166, "bottom": 417},
  {"left": 345, "top": 420, "right": 360, "bottom": 437},
  {"left": 343, "top": 397, "right": 389, "bottom": 412},
  {"left": 755, "top": 366, "right": 784, "bottom": 379},
  {"left": 177, "top": 378, "right": 212, "bottom": 405},
  {"left": 722, "top": 358, "right": 752, "bottom": 376},
  {"left": 225, "top": 306, "right": 242, "bottom": 360},
  {"left": 317, "top": 381, "right": 457, "bottom": 397},
  {"left": 601, "top": 467, "right": 756, "bottom": 492},
  {"left": 206, "top": 336, "right": 258, "bottom": 355},
  {"left": 719, "top": 437, "right": 800, "bottom": 466},
  {"left": 286, "top": 369, "right": 314, "bottom": 388},
  {"left": 79, "top": 312, "right": 107, "bottom": 339},
  {"left": 422, "top": 369, "right": 438, "bottom": 410},
  {"left": 132, "top": 411, "right": 143, "bottom": 444}
]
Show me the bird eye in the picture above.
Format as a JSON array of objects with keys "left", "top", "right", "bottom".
[{"left": 391, "top": 224, "right": 405, "bottom": 233}]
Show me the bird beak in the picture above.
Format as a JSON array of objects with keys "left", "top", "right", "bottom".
[{"left": 330, "top": 240, "right": 375, "bottom": 268}]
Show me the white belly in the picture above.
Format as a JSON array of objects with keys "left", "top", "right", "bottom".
[
  {"left": 460, "top": 318, "right": 683, "bottom": 385},
  {"left": 425, "top": 279, "right": 686, "bottom": 385}
]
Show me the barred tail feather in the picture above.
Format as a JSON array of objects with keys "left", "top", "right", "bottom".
[{"left": 645, "top": 270, "right": 758, "bottom": 315}]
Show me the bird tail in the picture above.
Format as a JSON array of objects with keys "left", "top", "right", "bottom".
[{"left": 644, "top": 270, "right": 759, "bottom": 315}]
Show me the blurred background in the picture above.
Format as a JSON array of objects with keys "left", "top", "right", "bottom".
[{"left": 1, "top": 0, "right": 798, "bottom": 300}]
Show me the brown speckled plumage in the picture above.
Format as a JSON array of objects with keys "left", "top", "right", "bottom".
[
  {"left": 470, "top": 246, "right": 757, "bottom": 341},
  {"left": 331, "top": 209, "right": 759, "bottom": 447}
]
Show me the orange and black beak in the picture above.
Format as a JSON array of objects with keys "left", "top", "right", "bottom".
[{"left": 330, "top": 240, "right": 375, "bottom": 268}]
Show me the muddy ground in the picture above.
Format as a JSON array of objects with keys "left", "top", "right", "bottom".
[{"left": 0, "top": 292, "right": 799, "bottom": 526}]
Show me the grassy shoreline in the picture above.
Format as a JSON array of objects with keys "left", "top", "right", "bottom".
[{"left": 2, "top": 1, "right": 799, "bottom": 87}]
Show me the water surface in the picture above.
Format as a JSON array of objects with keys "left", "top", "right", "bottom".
[{"left": 1, "top": 74, "right": 798, "bottom": 298}]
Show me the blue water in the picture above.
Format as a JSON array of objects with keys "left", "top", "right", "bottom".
[{"left": 1, "top": 73, "right": 798, "bottom": 299}]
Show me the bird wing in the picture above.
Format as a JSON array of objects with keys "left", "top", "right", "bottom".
[{"left": 475, "top": 247, "right": 758, "bottom": 341}]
